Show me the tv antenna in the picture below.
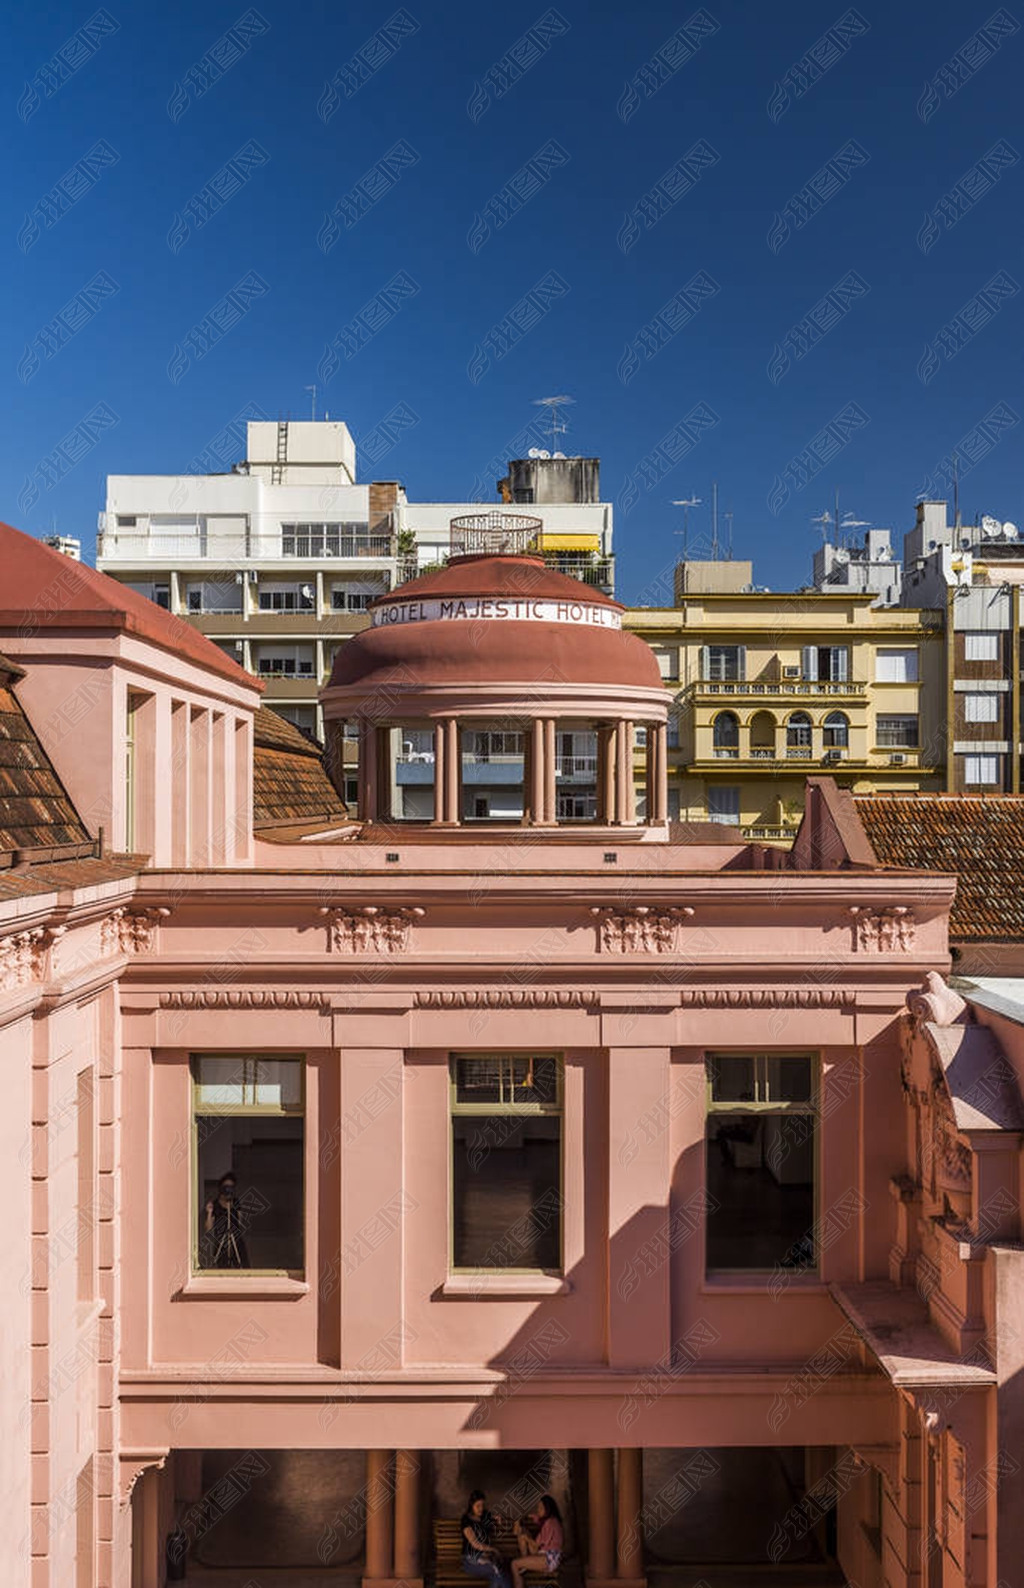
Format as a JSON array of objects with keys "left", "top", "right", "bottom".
[
  {"left": 812, "top": 491, "right": 869, "bottom": 547},
  {"left": 724, "top": 508, "right": 734, "bottom": 559},
  {"left": 672, "top": 496, "right": 702, "bottom": 559},
  {"left": 533, "top": 395, "right": 574, "bottom": 454},
  {"left": 305, "top": 384, "right": 317, "bottom": 422}
]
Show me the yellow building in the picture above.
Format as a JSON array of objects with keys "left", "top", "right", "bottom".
[{"left": 625, "top": 592, "right": 945, "bottom": 837}]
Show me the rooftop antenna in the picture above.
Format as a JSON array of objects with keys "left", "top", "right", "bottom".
[
  {"left": 533, "top": 395, "right": 574, "bottom": 455},
  {"left": 811, "top": 508, "right": 832, "bottom": 546},
  {"left": 711, "top": 480, "right": 719, "bottom": 560},
  {"left": 953, "top": 451, "right": 961, "bottom": 529},
  {"left": 305, "top": 384, "right": 317, "bottom": 422},
  {"left": 672, "top": 496, "right": 702, "bottom": 559},
  {"left": 724, "top": 508, "right": 734, "bottom": 560}
]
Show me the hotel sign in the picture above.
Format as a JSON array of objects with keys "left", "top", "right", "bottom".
[{"left": 372, "top": 596, "right": 622, "bottom": 629}]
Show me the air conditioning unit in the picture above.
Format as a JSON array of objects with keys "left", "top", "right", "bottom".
[
  {"left": 233, "top": 641, "right": 244, "bottom": 651},
  {"left": 889, "top": 753, "right": 906, "bottom": 765},
  {"left": 823, "top": 748, "right": 845, "bottom": 761},
  {"left": 783, "top": 665, "right": 800, "bottom": 678}
]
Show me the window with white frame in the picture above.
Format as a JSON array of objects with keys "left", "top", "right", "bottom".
[
  {"left": 963, "top": 755, "right": 999, "bottom": 785},
  {"left": 708, "top": 786, "right": 740, "bottom": 824},
  {"left": 654, "top": 648, "right": 679, "bottom": 680},
  {"left": 281, "top": 522, "right": 379, "bottom": 557},
  {"left": 876, "top": 715, "right": 919, "bottom": 748},
  {"left": 964, "top": 694, "right": 1000, "bottom": 723},
  {"left": 192, "top": 1055, "right": 305, "bottom": 1273},
  {"left": 186, "top": 579, "right": 242, "bottom": 614},
  {"left": 703, "top": 645, "right": 745, "bottom": 681},
  {"left": 450, "top": 1054, "right": 562, "bottom": 1271},
  {"left": 332, "top": 578, "right": 387, "bottom": 612},
  {"left": 964, "top": 632, "right": 1000, "bottom": 661},
  {"left": 705, "top": 1053, "right": 818, "bottom": 1273},
  {"left": 803, "top": 646, "right": 849, "bottom": 682},
  {"left": 875, "top": 648, "right": 918, "bottom": 683},
  {"left": 254, "top": 645, "right": 315, "bottom": 677},
  {"left": 258, "top": 583, "right": 315, "bottom": 612}
]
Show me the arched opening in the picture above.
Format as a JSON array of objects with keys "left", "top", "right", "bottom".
[
  {"left": 786, "top": 711, "right": 812, "bottom": 758},
  {"left": 823, "top": 711, "right": 849, "bottom": 749},
  {"left": 712, "top": 711, "right": 740, "bottom": 758},
  {"left": 749, "top": 710, "right": 776, "bottom": 759}
]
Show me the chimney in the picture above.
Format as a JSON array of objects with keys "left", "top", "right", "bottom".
[{"left": 369, "top": 481, "right": 402, "bottom": 531}]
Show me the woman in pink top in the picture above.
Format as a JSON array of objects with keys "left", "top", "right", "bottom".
[{"left": 512, "top": 1495, "right": 564, "bottom": 1587}]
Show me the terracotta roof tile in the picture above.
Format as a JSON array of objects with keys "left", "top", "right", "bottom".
[
  {"left": 252, "top": 707, "right": 348, "bottom": 827},
  {"left": 0, "top": 667, "right": 90, "bottom": 853},
  {"left": 854, "top": 794, "right": 1024, "bottom": 942}
]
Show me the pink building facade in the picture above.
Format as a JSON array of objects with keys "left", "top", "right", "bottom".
[{"left": 1, "top": 524, "right": 1021, "bottom": 1588}]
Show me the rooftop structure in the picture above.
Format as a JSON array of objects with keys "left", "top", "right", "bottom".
[{"left": 810, "top": 527, "right": 902, "bottom": 606}]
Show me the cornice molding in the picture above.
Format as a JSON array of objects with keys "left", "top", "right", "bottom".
[
  {"left": 678, "top": 987, "right": 853, "bottom": 1008},
  {"left": 160, "top": 990, "right": 331, "bottom": 1011},
  {"left": 415, "top": 989, "right": 599, "bottom": 1009}
]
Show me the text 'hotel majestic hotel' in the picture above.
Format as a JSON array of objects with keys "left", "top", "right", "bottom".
[{"left": 0, "top": 516, "right": 1022, "bottom": 1588}]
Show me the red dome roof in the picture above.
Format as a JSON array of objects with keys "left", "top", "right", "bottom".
[{"left": 327, "top": 555, "right": 664, "bottom": 693}]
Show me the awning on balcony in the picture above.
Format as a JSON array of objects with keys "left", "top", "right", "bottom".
[{"left": 536, "top": 533, "right": 601, "bottom": 551}]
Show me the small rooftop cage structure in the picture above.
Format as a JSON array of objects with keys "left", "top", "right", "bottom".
[
  {"left": 449, "top": 511, "right": 543, "bottom": 557},
  {"left": 321, "top": 551, "right": 669, "bottom": 834}
]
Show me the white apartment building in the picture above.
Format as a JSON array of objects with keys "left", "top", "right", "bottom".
[{"left": 97, "top": 421, "right": 405, "bottom": 746}]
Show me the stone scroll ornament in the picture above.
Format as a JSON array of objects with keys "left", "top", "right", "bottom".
[
  {"left": 590, "top": 905, "right": 694, "bottom": 953},
  {"left": 100, "top": 907, "right": 171, "bottom": 956},
  {"left": 846, "top": 905, "right": 915, "bottom": 951},
  {"left": 0, "top": 925, "right": 65, "bottom": 992},
  {"left": 320, "top": 905, "right": 425, "bottom": 953}
]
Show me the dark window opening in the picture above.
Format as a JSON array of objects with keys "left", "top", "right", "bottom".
[
  {"left": 705, "top": 1053, "right": 817, "bottom": 1274},
  {"left": 193, "top": 1057, "right": 305, "bottom": 1274},
  {"left": 451, "top": 1054, "right": 562, "bottom": 1271}
]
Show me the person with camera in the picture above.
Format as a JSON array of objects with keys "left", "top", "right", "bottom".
[{"left": 202, "top": 1173, "right": 251, "bottom": 1268}]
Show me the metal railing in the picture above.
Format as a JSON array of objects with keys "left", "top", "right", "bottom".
[
  {"left": 97, "top": 531, "right": 395, "bottom": 561},
  {"left": 556, "top": 755, "right": 598, "bottom": 775},
  {"left": 712, "top": 747, "right": 739, "bottom": 759},
  {"left": 694, "top": 678, "right": 866, "bottom": 697}
]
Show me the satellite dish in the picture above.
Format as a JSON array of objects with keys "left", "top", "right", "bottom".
[
  {"left": 538, "top": 449, "right": 550, "bottom": 459},
  {"left": 1004, "top": 521, "right": 1018, "bottom": 537},
  {"left": 527, "top": 448, "right": 541, "bottom": 458},
  {"left": 552, "top": 451, "right": 565, "bottom": 458},
  {"left": 981, "top": 515, "right": 1001, "bottom": 534},
  {"left": 300, "top": 584, "right": 314, "bottom": 599}
]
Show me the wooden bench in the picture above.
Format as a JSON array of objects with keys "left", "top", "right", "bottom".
[{"left": 433, "top": 1519, "right": 559, "bottom": 1588}]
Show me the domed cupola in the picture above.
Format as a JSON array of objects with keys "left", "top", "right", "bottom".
[{"left": 321, "top": 531, "right": 668, "bottom": 833}]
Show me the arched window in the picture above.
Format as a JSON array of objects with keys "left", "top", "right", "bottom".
[
  {"left": 713, "top": 711, "right": 739, "bottom": 754},
  {"left": 823, "top": 711, "right": 849, "bottom": 748},
  {"left": 786, "top": 711, "right": 812, "bottom": 747}
]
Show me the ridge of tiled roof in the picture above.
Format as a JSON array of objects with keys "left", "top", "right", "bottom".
[
  {"left": 0, "top": 666, "right": 91, "bottom": 853},
  {"left": 0, "top": 521, "right": 260, "bottom": 691},
  {"left": 253, "top": 705, "right": 325, "bottom": 756},
  {"left": 253, "top": 707, "right": 348, "bottom": 827},
  {"left": 854, "top": 793, "right": 1024, "bottom": 942}
]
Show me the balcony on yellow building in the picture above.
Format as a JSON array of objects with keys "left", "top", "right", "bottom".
[{"left": 686, "top": 676, "right": 869, "bottom": 701}]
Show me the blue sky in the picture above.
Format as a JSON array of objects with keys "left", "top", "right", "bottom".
[{"left": 4, "top": 0, "right": 1024, "bottom": 600}]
